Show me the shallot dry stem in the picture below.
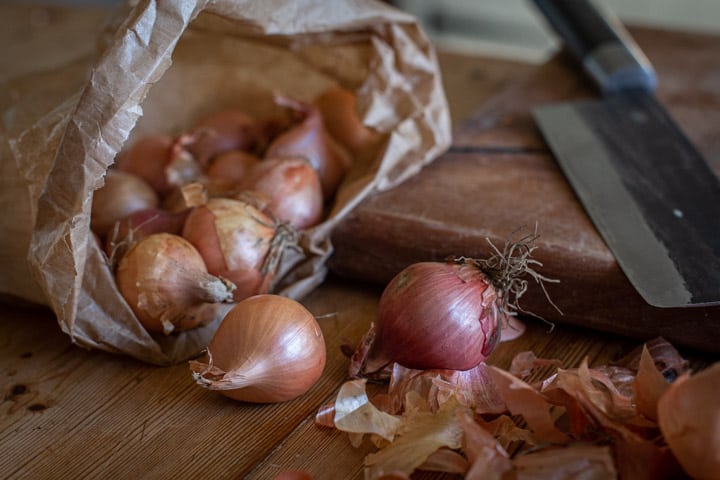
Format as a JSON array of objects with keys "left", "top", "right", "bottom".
[{"left": 459, "top": 225, "right": 562, "bottom": 325}]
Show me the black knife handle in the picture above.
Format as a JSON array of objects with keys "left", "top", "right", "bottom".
[{"left": 531, "top": 0, "right": 657, "bottom": 94}]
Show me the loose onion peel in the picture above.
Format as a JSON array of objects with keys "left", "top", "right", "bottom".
[{"left": 318, "top": 337, "right": 713, "bottom": 480}]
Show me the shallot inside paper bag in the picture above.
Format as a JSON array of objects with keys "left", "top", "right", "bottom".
[{"left": 3, "top": 0, "right": 450, "bottom": 365}]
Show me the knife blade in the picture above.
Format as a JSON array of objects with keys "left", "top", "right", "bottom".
[{"left": 530, "top": 0, "right": 720, "bottom": 307}]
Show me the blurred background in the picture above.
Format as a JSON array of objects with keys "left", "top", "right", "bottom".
[
  {"left": 390, "top": 0, "right": 720, "bottom": 62},
  {"left": 390, "top": 0, "right": 719, "bottom": 122},
  {"left": 12, "top": 0, "right": 720, "bottom": 64}
]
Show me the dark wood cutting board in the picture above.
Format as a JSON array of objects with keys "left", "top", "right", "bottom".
[{"left": 329, "top": 27, "right": 720, "bottom": 353}]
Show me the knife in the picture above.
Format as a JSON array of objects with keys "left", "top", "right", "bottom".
[{"left": 530, "top": 0, "right": 720, "bottom": 308}]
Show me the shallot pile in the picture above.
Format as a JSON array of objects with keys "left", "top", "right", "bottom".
[{"left": 91, "top": 87, "right": 379, "bottom": 336}]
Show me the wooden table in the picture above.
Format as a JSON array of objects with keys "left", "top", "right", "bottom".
[{"left": 1, "top": 4, "right": 716, "bottom": 479}]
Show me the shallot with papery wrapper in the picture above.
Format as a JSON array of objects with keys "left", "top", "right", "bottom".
[
  {"left": 91, "top": 170, "right": 159, "bottom": 237},
  {"left": 237, "top": 156, "right": 324, "bottom": 230},
  {"left": 317, "top": 336, "right": 718, "bottom": 479},
  {"left": 104, "top": 208, "right": 189, "bottom": 262},
  {"left": 350, "top": 229, "right": 558, "bottom": 377},
  {"left": 265, "top": 95, "right": 352, "bottom": 201},
  {"left": 116, "top": 233, "right": 236, "bottom": 335},
  {"left": 181, "top": 109, "right": 280, "bottom": 167},
  {"left": 190, "top": 294, "right": 326, "bottom": 403},
  {"left": 181, "top": 197, "right": 298, "bottom": 302}
]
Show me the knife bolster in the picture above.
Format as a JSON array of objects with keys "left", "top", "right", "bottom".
[{"left": 584, "top": 43, "right": 657, "bottom": 94}]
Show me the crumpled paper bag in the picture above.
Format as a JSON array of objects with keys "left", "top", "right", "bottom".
[{"left": 0, "top": 0, "right": 451, "bottom": 365}]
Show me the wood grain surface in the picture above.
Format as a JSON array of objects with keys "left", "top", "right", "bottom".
[
  {"left": 1, "top": 4, "right": 718, "bottom": 480},
  {"left": 329, "top": 27, "right": 720, "bottom": 354},
  {"left": 8, "top": 277, "right": 712, "bottom": 480}
]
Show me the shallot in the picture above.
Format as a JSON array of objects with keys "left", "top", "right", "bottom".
[
  {"left": 205, "top": 150, "right": 259, "bottom": 192},
  {"left": 265, "top": 95, "right": 352, "bottom": 200},
  {"left": 182, "top": 197, "right": 297, "bottom": 301},
  {"left": 241, "top": 156, "right": 323, "bottom": 229},
  {"left": 658, "top": 362, "right": 720, "bottom": 480},
  {"left": 190, "top": 294, "right": 326, "bottom": 403},
  {"left": 115, "top": 135, "right": 180, "bottom": 196},
  {"left": 104, "top": 207, "right": 188, "bottom": 258},
  {"left": 183, "top": 109, "right": 262, "bottom": 166},
  {"left": 362, "top": 259, "right": 503, "bottom": 373},
  {"left": 91, "top": 169, "right": 159, "bottom": 238},
  {"left": 116, "top": 233, "right": 235, "bottom": 335},
  {"left": 314, "top": 87, "right": 380, "bottom": 154},
  {"left": 352, "top": 232, "right": 557, "bottom": 375}
]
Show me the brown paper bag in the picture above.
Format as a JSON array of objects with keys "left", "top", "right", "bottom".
[{"left": 0, "top": 0, "right": 450, "bottom": 365}]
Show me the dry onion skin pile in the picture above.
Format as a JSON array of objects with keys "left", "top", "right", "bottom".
[
  {"left": 90, "top": 87, "right": 380, "bottom": 336},
  {"left": 309, "top": 232, "right": 719, "bottom": 479},
  {"left": 318, "top": 333, "right": 720, "bottom": 480}
]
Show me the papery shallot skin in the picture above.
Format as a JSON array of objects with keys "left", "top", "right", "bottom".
[
  {"left": 182, "top": 198, "right": 276, "bottom": 302},
  {"left": 371, "top": 261, "right": 502, "bottom": 372},
  {"left": 183, "top": 110, "right": 261, "bottom": 166},
  {"left": 658, "top": 362, "right": 720, "bottom": 480},
  {"left": 115, "top": 135, "right": 177, "bottom": 195},
  {"left": 190, "top": 295, "right": 326, "bottom": 403},
  {"left": 116, "top": 233, "right": 235, "bottom": 335},
  {"left": 265, "top": 95, "right": 352, "bottom": 201},
  {"left": 91, "top": 170, "right": 159, "bottom": 238},
  {"left": 240, "top": 156, "right": 323, "bottom": 229}
]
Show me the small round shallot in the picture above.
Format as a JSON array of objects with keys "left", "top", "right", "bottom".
[
  {"left": 365, "top": 260, "right": 503, "bottom": 373},
  {"left": 241, "top": 156, "right": 323, "bottom": 229},
  {"left": 183, "top": 110, "right": 261, "bottom": 166},
  {"left": 103, "top": 207, "right": 189, "bottom": 259},
  {"left": 265, "top": 95, "right": 352, "bottom": 201},
  {"left": 314, "top": 87, "right": 380, "bottom": 154},
  {"left": 91, "top": 170, "right": 159, "bottom": 238},
  {"left": 350, "top": 231, "right": 558, "bottom": 377},
  {"left": 115, "top": 135, "right": 203, "bottom": 197},
  {"left": 190, "top": 294, "right": 326, "bottom": 403},
  {"left": 205, "top": 150, "right": 260, "bottom": 192},
  {"left": 116, "top": 233, "right": 236, "bottom": 335},
  {"left": 658, "top": 363, "right": 720, "bottom": 480},
  {"left": 182, "top": 198, "right": 297, "bottom": 302}
]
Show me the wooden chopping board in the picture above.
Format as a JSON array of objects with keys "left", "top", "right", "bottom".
[{"left": 329, "top": 27, "right": 720, "bottom": 353}]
